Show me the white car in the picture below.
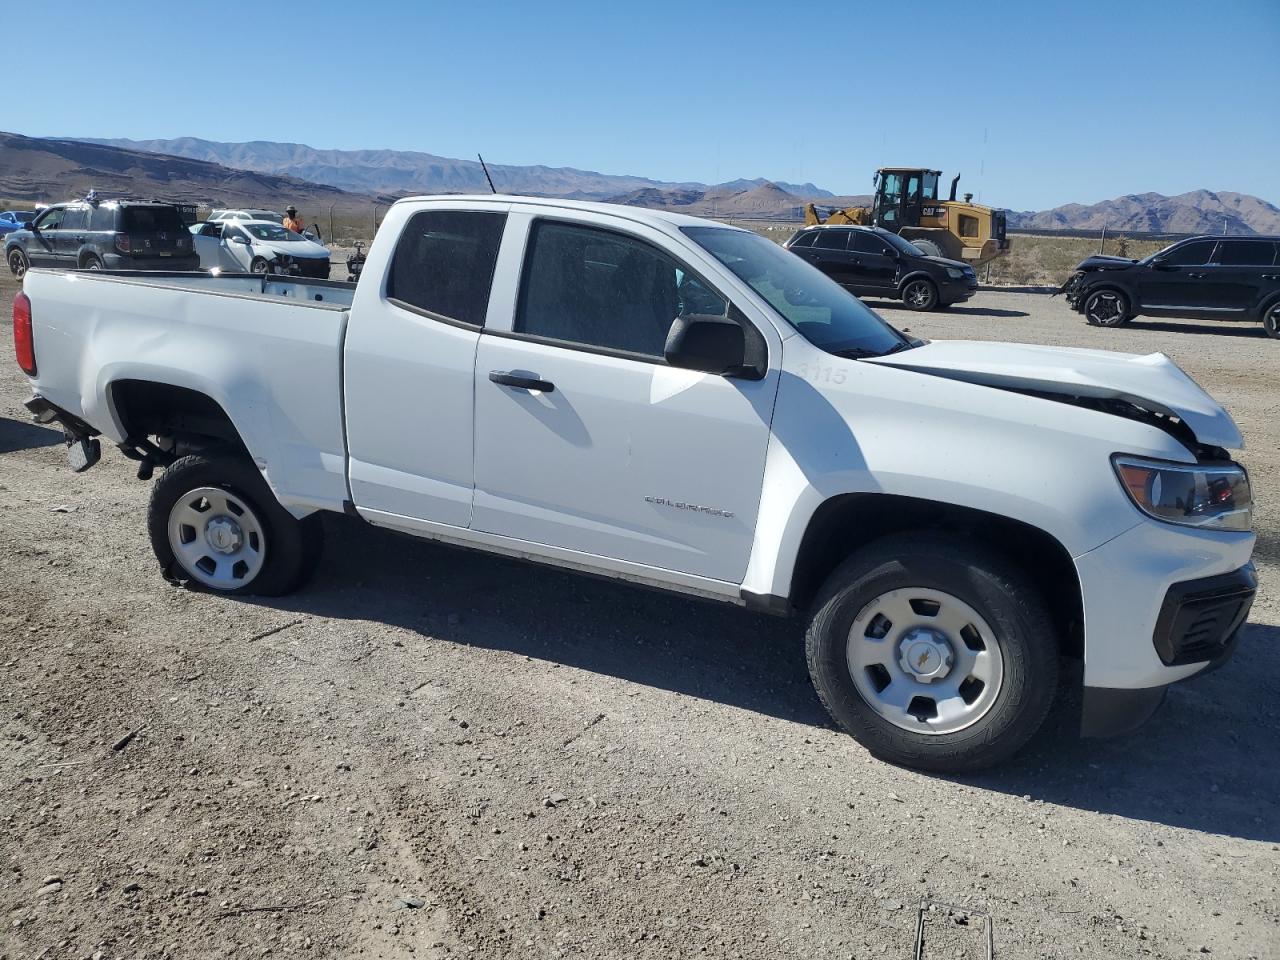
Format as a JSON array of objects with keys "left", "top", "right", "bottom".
[
  {"left": 15, "top": 195, "right": 1257, "bottom": 772},
  {"left": 190, "top": 219, "right": 332, "bottom": 278},
  {"left": 210, "top": 208, "right": 284, "bottom": 225}
]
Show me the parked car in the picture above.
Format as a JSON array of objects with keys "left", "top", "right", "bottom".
[
  {"left": 210, "top": 208, "right": 285, "bottom": 225},
  {"left": 4, "top": 199, "right": 198, "bottom": 278},
  {"left": 15, "top": 196, "right": 1255, "bottom": 773},
  {"left": 190, "top": 219, "right": 331, "bottom": 278},
  {"left": 784, "top": 224, "right": 978, "bottom": 311},
  {"left": 1061, "top": 236, "right": 1280, "bottom": 338},
  {"left": 0, "top": 210, "right": 35, "bottom": 236}
]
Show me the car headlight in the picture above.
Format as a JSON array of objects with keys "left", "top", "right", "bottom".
[
  {"left": 946, "top": 267, "right": 965, "bottom": 279},
  {"left": 1113, "top": 455, "right": 1252, "bottom": 532}
]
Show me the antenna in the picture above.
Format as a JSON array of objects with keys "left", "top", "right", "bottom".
[{"left": 477, "top": 154, "right": 497, "bottom": 194}]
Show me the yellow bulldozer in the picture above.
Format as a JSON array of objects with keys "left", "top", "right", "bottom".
[{"left": 804, "top": 168, "right": 1010, "bottom": 268}]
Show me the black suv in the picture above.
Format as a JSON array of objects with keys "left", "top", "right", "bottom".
[
  {"left": 4, "top": 199, "right": 198, "bottom": 278},
  {"left": 784, "top": 224, "right": 978, "bottom": 311},
  {"left": 1062, "top": 236, "right": 1280, "bottom": 338}
]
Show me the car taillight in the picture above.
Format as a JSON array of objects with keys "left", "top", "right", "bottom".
[
  {"left": 13, "top": 292, "right": 35, "bottom": 376},
  {"left": 114, "top": 232, "right": 131, "bottom": 253}
]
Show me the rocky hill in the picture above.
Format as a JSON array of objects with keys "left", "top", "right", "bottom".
[
  {"left": 0, "top": 131, "right": 377, "bottom": 211},
  {"left": 77, "top": 136, "right": 833, "bottom": 202},
  {"left": 1008, "top": 190, "right": 1280, "bottom": 235},
  {"left": 609, "top": 181, "right": 870, "bottom": 219}
]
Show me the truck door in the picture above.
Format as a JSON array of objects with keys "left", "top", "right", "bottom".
[
  {"left": 471, "top": 215, "right": 777, "bottom": 583},
  {"left": 344, "top": 207, "right": 509, "bottom": 527}
]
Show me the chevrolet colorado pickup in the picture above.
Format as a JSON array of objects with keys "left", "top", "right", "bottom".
[{"left": 12, "top": 196, "right": 1257, "bottom": 772}]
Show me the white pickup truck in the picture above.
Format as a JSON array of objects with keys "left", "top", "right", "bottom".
[{"left": 12, "top": 196, "right": 1257, "bottom": 771}]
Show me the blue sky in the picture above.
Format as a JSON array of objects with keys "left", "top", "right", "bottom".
[{"left": 7, "top": 0, "right": 1278, "bottom": 210}]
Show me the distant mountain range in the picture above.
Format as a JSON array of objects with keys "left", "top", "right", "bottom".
[
  {"left": 2, "top": 131, "right": 1276, "bottom": 235},
  {"left": 1008, "top": 190, "right": 1280, "bottom": 236},
  {"left": 78, "top": 136, "right": 834, "bottom": 203},
  {"left": 0, "top": 131, "right": 376, "bottom": 210}
]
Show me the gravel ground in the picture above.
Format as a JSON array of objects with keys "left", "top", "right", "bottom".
[{"left": 1, "top": 280, "right": 1277, "bottom": 960}]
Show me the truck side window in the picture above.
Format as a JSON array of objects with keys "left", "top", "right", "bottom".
[
  {"left": 90, "top": 206, "right": 116, "bottom": 231},
  {"left": 516, "top": 220, "right": 726, "bottom": 359},
  {"left": 387, "top": 210, "right": 507, "bottom": 328}
]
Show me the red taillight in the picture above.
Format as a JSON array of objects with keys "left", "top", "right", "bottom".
[
  {"left": 13, "top": 292, "right": 35, "bottom": 376},
  {"left": 114, "top": 232, "right": 131, "bottom": 254}
]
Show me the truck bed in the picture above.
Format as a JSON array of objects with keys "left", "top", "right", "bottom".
[{"left": 22, "top": 268, "right": 352, "bottom": 516}]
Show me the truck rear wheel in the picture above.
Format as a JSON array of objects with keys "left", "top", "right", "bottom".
[
  {"left": 147, "top": 453, "right": 322, "bottom": 596},
  {"left": 805, "top": 533, "right": 1059, "bottom": 772},
  {"left": 909, "top": 238, "right": 945, "bottom": 259}
]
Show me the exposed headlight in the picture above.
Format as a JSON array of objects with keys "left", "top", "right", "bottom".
[
  {"left": 946, "top": 267, "right": 965, "bottom": 279},
  {"left": 1113, "top": 455, "right": 1252, "bottom": 532}
]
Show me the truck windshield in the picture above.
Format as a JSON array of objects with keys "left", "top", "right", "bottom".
[{"left": 682, "top": 226, "right": 910, "bottom": 358}]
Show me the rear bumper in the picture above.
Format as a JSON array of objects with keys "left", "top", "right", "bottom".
[{"left": 104, "top": 253, "right": 200, "bottom": 271}]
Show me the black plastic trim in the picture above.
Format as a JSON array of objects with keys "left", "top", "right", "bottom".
[
  {"left": 1152, "top": 564, "right": 1257, "bottom": 666},
  {"left": 740, "top": 590, "right": 794, "bottom": 618},
  {"left": 1080, "top": 685, "right": 1168, "bottom": 738}
]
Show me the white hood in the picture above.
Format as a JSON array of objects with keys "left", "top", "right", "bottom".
[
  {"left": 866, "top": 340, "right": 1243, "bottom": 450},
  {"left": 258, "top": 237, "right": 330, "bottom": 259}
]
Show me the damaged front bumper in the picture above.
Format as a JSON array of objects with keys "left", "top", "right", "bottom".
[{"left": 1056, "top": 271, "right": 1085, "bottom": 308}]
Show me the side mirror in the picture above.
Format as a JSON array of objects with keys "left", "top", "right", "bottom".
[
  {"left": 230, "top": 235, "right": 250, "bottom": 245},
  {"left": 664, "top": 314, "right": 762, "bottom": 380}
]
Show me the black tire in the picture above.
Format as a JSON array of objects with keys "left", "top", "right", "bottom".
[
  {"left": 1083, "top": 288, "right": 1130, "bottom": 326},
  {"left": 7, "top": 248, "right": 28, "bottom": 279},
  {"left": 901, "top": 278, "right": 939, "bottom": 311},
  {"left": 805, "top": 533, "right": 1059, "bottom": 773},
  {"left": 1263, "top": 301, "right": 1280, "bottom": 340},
  {"left": 81, "top": 254, "right": 103, "bottom": 271},
  {"left": 148, "top": 453, "right": 322, "bottom": 596},
  {"left": 250, "top": 257, "right": 271, "bottom": 275}
]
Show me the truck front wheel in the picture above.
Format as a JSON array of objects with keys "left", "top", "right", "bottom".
[
  {"left": 806, "top": 533, "right": 1059, "bottom": 772},
  {"left": 147, "top": 453, "right": 323, "bottom": 596}
]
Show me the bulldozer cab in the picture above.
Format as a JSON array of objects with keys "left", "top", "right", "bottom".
[{"left": 872, "top": 168, "right": 942, "bottom": 231}]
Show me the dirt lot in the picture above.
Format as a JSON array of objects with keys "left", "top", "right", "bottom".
[{"left": 1, "top": 275, "right": 1277, "bottom": 959}]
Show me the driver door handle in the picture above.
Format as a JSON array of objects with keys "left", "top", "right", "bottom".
[
  {"left": 1187, "top": 272, "right": 1206, "bottom": 279},
  {"left": 489, "top": 371, "right": 555, "bottom": 393}
]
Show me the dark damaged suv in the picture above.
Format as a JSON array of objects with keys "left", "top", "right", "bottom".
[
  {"left": 5, "top": 199, "right": 199, "bottom": 278},
  {"left": 785, "top": 224, "right": 978, "bottom": 311},
  {"left": 1062, "top": 236, "right": 1280, "bottom": 338}
]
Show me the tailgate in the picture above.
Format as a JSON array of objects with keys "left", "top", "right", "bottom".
[{"left": 121, "top": 207, "right": 191, "bottom": 257}]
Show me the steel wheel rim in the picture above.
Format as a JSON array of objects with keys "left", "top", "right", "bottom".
[
  {"left": 846, "top": 587, "right": 1005, "bottom": 734},
  {"left": 906, "top": 281, "right": 931, "bottom": 307},
  {"left": 1087, "top": 292, "right": 1122, "bottom": 323},
  {"left": 167, "top": 486, "right": 267, "bottom": 590}
]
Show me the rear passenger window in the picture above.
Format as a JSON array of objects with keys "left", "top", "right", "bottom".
[
  {"left": 90, "top": 206, "right": 115, "bottom": 231},
  {"left": 813, "top": 230, "right": 849, "bottom": 250},
  {"left": 851, "top": 232, "right": 891, "bottom": 255},
  {"left": 516, "top": 220, "right": 726, "bottom": 359},
  {"left": 386, "top": 210, "right": 507, "bottom": 328},
  {"left": 1214, "top": 240, "right": 1277, "bottom": 266},
  {"left": 1162, "top": 240, "right": 1216, "bottom": 266}
]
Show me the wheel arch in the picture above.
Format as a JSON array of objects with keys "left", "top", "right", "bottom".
[
  {"left": 785, "top": 493, "right": 1083, "bottom": 658},
  {"left": 897, "top": 269, "right": 938, "bottom": 293},
  {"left": 108, "top": 379, "right": 249, "bottom": 454}
]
